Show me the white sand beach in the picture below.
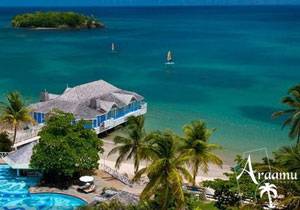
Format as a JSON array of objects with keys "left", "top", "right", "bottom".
[{"left": 100, "top": 137, "right": 232, "bottom": 184}]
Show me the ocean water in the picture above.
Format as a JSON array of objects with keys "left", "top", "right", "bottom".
[{"left": 0, "top": 6, "right": 299, "bottom": 160}]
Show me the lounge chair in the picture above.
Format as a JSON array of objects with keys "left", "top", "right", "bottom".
[
  {"left": 78, "top": 183, "right": 91, "bottom": 191},
  {"left": 83, "top": 184, "right": 96, "bottom": 193}
]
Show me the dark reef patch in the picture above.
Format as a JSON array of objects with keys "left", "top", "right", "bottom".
[{"left": 238, "top": 105, "right": 282, "bottom": 125}]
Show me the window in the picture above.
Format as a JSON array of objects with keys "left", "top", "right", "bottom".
[{"left": 34, "top": 112, "right": 45, "bottom": 124}]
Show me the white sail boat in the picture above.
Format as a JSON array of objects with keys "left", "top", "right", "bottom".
[
  {"left": 165, "top": 50, "right": 174, "bottom": 65},
  {"left": 111, "top": 43, "right": 115, "bottom": 52}
]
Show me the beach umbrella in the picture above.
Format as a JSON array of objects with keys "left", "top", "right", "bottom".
[{"left": 79, "top": 176, "right": 94, "bottom": 183}]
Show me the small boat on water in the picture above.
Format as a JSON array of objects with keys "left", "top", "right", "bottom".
[
  {"left": 165, "top": 50, "right": 174, "bottom": 65},
  {"left": 111, "top": 43, "right": 116, "bottom": 52},
  {"left": 111, "top": 42, "right": 119, "bottom": 53}
]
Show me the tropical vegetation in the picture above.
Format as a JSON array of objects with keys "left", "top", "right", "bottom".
[
  {"left": 30, "top": 110, "right": 103, "bottom": 186},
  {"left": 0, "top": 131, "right": 13, "bottom": 152},
  {"left": 0, "top": 91, "right": 34, "bottom": 146},
  {"left": 273, "top": 143, "right": 300, "bottom": 209},
  {"left": 203, "top": 156, "right": 258, "bottom": 210},
  {"left": 202, "top": 144, "right": 300, "bottom": 210},
  {"left": 273, "top": 84, "right": 300, "bottom": 144},
  {"left": 181, "top": 120, "right": 223, "bottom": 186},
  {"left": 134, "top": 130, "right": 193, "bottom": 209},
  {"left": 12, "top": 11, "right": 104, "bottom": 29},
  {"left": 80, "top": 199, "right": 151, "bottom": 210},
  {"left": 108, "top": 116, "right": 147, "bottom": 174},
  {"left": 107, "top": 117, "right": 224, "bottom": 209}
]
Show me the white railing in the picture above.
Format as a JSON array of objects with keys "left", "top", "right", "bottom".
[
  {"left": 15, "top": 125, "right": 43, "bottom": 144},
  {"left": 0, "top": 152, "right": 9, "bottom": 158},
  {"left": 94, "top": 103, "right": 147, "bottom": 134},
  {"left": 99, "top": 163, "right": 133, "bottom": 187}
]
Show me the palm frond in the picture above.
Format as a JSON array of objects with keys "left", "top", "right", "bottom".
[
  {"left": 132, "top": 167, "right": 147, "bottom": 182},
  {"left": 177, "top": 166, "right": 193, "bottom": 183},
  {"left": 113, "top": 135, "right": 131, "bottom": 144},
  {"left": 108, "top": 145, "right": 126, "bottom": 156}
]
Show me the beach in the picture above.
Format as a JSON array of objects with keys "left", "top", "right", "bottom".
[{"left": 100, "top": 135, "right": 231, "bottom": 184}]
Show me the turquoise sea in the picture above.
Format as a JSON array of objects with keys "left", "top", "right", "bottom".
[{"left": 0, "top": 6, "right": 299, "bottom": 161}]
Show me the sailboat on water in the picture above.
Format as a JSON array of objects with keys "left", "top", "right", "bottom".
[
  {"left": 165, "top": 50, "right": 174, "bottom": 65},
  {"left": 111, "top": 42, "right": 116, "bottom": 52}
]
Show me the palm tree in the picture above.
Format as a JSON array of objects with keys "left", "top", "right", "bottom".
[
  {"left": 133, "top": 131, "right": 193, "bottom": 210},
  {"left": 274, "top": 144, "right": 300, "bottom": 175},
  {"left": 0, "top": 92, "right": 34, "bottom": 146},
  {"left": 259, "top": 183, "right": 278, "bottom": 208},
  {"left": 272, "top": 84, "right": 300, "bottom": 144},
  {"left": 181, "top": 120, "right": 223, "bottom": 186},
  {"left": 274, "top": 144, "right": 300, "bottom": 209},
  {"left": 108, "top": 115, "right": 147, "bottom": 174}
]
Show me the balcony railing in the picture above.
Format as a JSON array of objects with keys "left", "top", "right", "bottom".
[
  {"left": 14, "top": 125, "right": 43, "bottom": 144},
  {"left": 94, "top": 103, "right": 147, "bottom": 134}
]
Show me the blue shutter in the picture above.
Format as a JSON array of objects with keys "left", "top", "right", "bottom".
[
  {"left": 100, "top": 115, "right": 106, "bottom": 123},
  {"left": 93, "top": 119, "right": 97, "bottom": 128},
  {"left": 97, "top": 116, "right": 101, "bottom": 126},
  {"left": 34, "top": 112, "right": 38, "bottom": 122},
  {"left": 37, "top": 113, "right": 42, "bottom": 123}
]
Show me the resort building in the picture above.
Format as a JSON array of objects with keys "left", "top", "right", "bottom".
[{"left": 29, "top": 80, "right": 147, "bottom": 134}]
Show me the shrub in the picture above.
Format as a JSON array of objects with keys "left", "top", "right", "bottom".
[
  {"left": 0, "top": 131, "right": 12, "bottom": 152},
  {"left": 30, "top": 111, "right": 103, "bottom": 186}
]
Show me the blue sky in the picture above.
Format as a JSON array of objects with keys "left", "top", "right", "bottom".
[{"left": 0, "top": 0, "right": 300, "bottom": 7}]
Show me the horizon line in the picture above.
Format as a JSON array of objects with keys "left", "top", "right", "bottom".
[{"left": 1, "top": 4, "right": 300, "bottom": 8}]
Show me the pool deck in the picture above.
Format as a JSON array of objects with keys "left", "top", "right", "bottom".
[{"left": 29, "top": 169, "right": 144, "bottom": 204}]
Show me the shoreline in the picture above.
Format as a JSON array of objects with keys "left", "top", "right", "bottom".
[{"left": 101, "top": 135, "right": 233, "bottom": 182}]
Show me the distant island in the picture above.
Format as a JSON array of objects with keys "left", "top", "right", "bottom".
[{"left": 12, "top": 12, "right": 104, "bottom": 29}]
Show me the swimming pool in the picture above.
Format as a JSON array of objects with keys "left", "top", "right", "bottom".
[{"left": 0, "top": 164, "right": 87, "bottom": 209}]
